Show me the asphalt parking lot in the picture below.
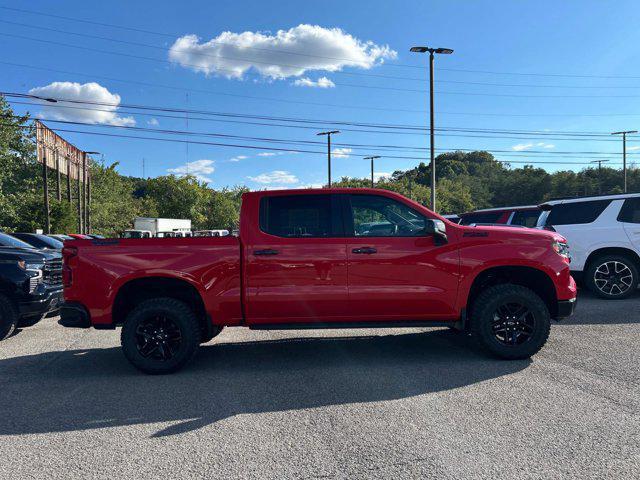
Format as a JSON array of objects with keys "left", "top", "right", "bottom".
[{"left": 1, "top": 291, "right": 638, "bottom": 480}]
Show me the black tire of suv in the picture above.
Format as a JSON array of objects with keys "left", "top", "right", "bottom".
[
  {"left": 201, "top": 326, "right": 223, "bottom": 344},
  {"left": 121, "top": 297, "right": 201, "bottom": 374},
  {"left": 585, "top": 254, "right": 639, "bottom": 300},
  {"left": 470, "top": 284, "right": 551, "bottom": 360},
  {"left": 0, "top": 293, "right": 19, "bottom": 341}
]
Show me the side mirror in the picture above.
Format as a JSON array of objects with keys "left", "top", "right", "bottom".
[{"left": 424, "top": 219, "right": 448, "bottom": 245}]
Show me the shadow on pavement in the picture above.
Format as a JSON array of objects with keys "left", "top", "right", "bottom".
[
  {"left": 0, "top": 329, "right": 529, "bottom": 438},
  {"left": 559, "top": 289, "right": 640, "bottom": 325}
]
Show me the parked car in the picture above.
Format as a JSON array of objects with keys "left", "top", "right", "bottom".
[
  {"left": 0, "top": 232, "right": 39, "bottom": 250},
  {"left": 67, "top": 234, "right": 92, "bottom": 240},
  {"left": 460, "top": 205, "right": 542, "bottom": 227},
  {"left": 10, "top": 233, "right": 63, "bottom": 251},
  {"left": 537, "top": 193, "right": 640, "bottom": 299},
  {"left": 48, "top": 234, "right": 74, "bottom": 243},
  {"left": 156, "top": 231, "right": 176, "bottom": 238},
  {"left": 0, "top": 246, "right": 63, "bottom": 339},
  {"left": 193, "top": 230, "right": 230, "bottom": 237},
  {"left": 442, "top": 214, "right": 461, "bottom": 224},
  {"left": 60, "top": 188, "right": 576, "bottom": 374},
  {"left": 121, "top": 230, "right": 152, "bottom": 239},
  {"left": 87, "top": 234, "right": 105, "bottom": 239}
]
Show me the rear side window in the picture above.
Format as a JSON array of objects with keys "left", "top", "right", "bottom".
[
  {"left": 545, "top": 200, "right": 611, "bottom": 226},
  {"left": 617, "top": 198, "right": 640, "bottom": 224},
  {"left": 259, "top": 194, "right": 341, "bottom": 237},
  {"left": 460, "top": 211, "right": 502, "bottom": 225},
  {"left": 510, "top": 209, "right": 541, "bottom": 228}
]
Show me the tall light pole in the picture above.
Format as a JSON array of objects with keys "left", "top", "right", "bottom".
[
  {"left": 410, "top": 46, "right": 453, "bottom": 212},
  {"left": 363, "top": 156, "right": 381, "bottom": 188},
  {"left": 317, "top": 130, "right": 340, "bottom": 187},
  {"left": 611, "top": 130, "right": 637, "bottom": 193},
  {"left": 591, "top": 159, "right": 610, "bottom": 194}
]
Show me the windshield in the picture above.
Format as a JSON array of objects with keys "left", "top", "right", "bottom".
[
  {"left": 0, "top": 233, "right": 35, "bottom": 249},
  {"left": 13, "top": 233, "right": 63, "bottom": 249}
]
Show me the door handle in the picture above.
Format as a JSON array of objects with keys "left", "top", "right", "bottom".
[
  {"left": 254, "top": 249, "right": 279, "bottom": 256},
  {"left": 352, "top": 247, "right": 377, "bottom": 254}
]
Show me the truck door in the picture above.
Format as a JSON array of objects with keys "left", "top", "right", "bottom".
[
  {"left": 244, "top": 193, "right": 348, "bottom": 324},
  {"left": 344, "top": 193, "right": 459, "bottom": 321}
]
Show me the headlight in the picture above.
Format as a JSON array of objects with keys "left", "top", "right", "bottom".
[
  {"left": 21, "top": 261, "right": 45, "bottom": 272},
  {"left": 552, "top": 241, "right": 570, "bottom": 260}
]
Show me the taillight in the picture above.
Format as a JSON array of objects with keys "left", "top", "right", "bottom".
[{"left": 62, "top": 246, "right": 77, "bottom": 287}]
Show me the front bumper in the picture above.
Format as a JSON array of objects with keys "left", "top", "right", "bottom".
[
  {"left": 555, "top": 297, "right": 577, "bottom": 320},
  {"left": 17, "top": 285, "right": 63, "bottom": 318},
  {"left": 58, "top": 302, "right": 91, "bottom": 328}
]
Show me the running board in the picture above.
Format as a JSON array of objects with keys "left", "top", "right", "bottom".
[{"left": 249, "top": 321, "right": 457, "bottom": 330}]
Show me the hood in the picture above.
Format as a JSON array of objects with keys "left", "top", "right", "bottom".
[
  {"left": 0, "top": 246, "right": 49, "bottom": 262},
  {"left": 459, "top": 224, "right": 566, "bottom": 243}
]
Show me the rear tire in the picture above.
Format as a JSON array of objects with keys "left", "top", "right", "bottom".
[
  {"left": 471, "top": 284, "right": 551, "bottom": 360},
  {"left": 121, "top": 297, "right": 201, "bottom": 374},
  {"left": 585, "top": 254, "right": 638, "bottom": 300},
  {"left": 0, "top": 294, "right": 18, "bottom": 341}
]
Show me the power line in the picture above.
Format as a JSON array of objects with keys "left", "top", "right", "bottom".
[
  {"left": 5, "top": 19, "right": 640, "bottom": 91},
  {"left": 7, "top": 61, "right": 640, "bottom": 119},
  {"left": 5, "top": 5, "right": 640, "bottom": 82},
  {"left": 3, "top": 119, "right": 634, "bottom": 162},
  {"left": 8, "top": 32, "right": 640, "bottom": 99},
  {"left": 7, "top": 93, "right": 640, "bottom": 141}
]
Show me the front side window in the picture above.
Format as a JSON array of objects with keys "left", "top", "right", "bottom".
[
  {"left": 260, "top": 194, "right": 340, "bottom": 238},
  {"left": 617, "top": 198, "right": 640, "bottom": 224},
  {"left": 349, "top": 195, "right": 426, "bottom": 237},
  {"left": 545, "top": 200, "right": 612, "bottom": 226}
]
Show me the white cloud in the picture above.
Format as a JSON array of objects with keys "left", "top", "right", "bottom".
[
  {"left": 168, "top": 25, "right": 396, "bottom": 80},
  {"left": 258, "top": 152, "right": 277, "bottom": 157},
  {"left": 374, "top": 172, "right": 391, "bottom": 182},
  {"left": 331, "top": 147, "right": 352, "bottom": 158},
  {"left": 229, "top": 155, "right": 248, "bottom": 162},
  {"left": 293, "top": 76, "right": 335, "bottom": 88},
  {"left": 512, "top": 142, "right": 555, "bottom": 151},
  {"left": 28, "top": 82, "right": 135, "bottom": 126},
  {"left": 147, "top": 118, "right": 159, "bottom": 126},
  {"left": 168, "top": 159, "right": 215, "bottom": 183},
  {"left": 248, "top": 170, "right": 299, "bottom": 184}
]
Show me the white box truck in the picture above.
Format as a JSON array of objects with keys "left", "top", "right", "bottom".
[{"left": 132, "top": 217, "right": 192, "bottom": 237}]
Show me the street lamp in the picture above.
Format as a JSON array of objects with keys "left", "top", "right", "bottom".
[
  {"left": 611, "top": 130, "right": 637, "bottom": 193},
  {"left": 317, "top": 130, "right": 340, "bottom": 187},
  {"left": 410, "top": 45, "right": 454, "bottom": 212},
  {"left": 363, "top": 156, "right": 381, "bottom": 188}
]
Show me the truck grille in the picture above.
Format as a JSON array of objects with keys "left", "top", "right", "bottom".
[{"left": 43, "top": 259, "right": 63, "bottom": 287}]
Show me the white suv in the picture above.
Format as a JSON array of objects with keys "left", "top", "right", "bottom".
[{"left": 537, "top": 193, "right": 640, "bottom": 299}]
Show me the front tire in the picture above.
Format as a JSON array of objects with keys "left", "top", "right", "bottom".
[
  {"left": 121, "top": 297, "right": 201, "bottom": 374},
  {"left": 0, "top": 294, "right": 18, "bottom": 341},
  {"left": 471, "top": 284, "right": 551, "bottom": 360},
  {"left": 585, "top": 254, "right": 638, "bottom": 300}
]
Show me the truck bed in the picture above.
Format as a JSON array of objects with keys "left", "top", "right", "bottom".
[{"left": 63, "top": 236, "right": 242, "bottom": 327}]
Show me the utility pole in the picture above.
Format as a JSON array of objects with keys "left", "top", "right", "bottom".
[
  {"left": 611, "top": 130, "right": 637, "bottom": 193},
  {"left": 42, "top": 153, "right": 50, "bottom": 234},
  {"left": 591, "top": 159, "right": 610, "bottom": 195},
  {"left": 410, "top": 45, "right": 454, "bottom": 212},
  {"left": 66, "top": 157, "right": 72, "bottom": 203},
  {"left": 363, "top": 156, "right": 381, "bottom": 188},
  {"left": 84, "top": 152, "right": 99, "bottom": 235},
  {"left": 317, "top": 131, "right": 340, "bottom": 187},
  {"left": 77, "top": 159, "right": 83, "bottom": 234},
  {"left": 55, "top": 149, "right": 61, "bottom": 201}
]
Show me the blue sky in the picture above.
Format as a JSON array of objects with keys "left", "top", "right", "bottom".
[{"left": 2, "top": 0, "right": 640, "bottom": 189}]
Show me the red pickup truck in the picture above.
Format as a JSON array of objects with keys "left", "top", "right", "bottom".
[{"left": 60, "top": 188, "right": 576, "bottom": 374}]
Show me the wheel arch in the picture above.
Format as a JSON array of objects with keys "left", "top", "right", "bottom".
[
  {"left": 584, "top": 247, "right": 640, "bottom": 271},
  {"left": 112, "top": 276, "right": 210, "bottom": 335},
  {"left": 466, "top": 265, "right": 558, "bottom": 321}
]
